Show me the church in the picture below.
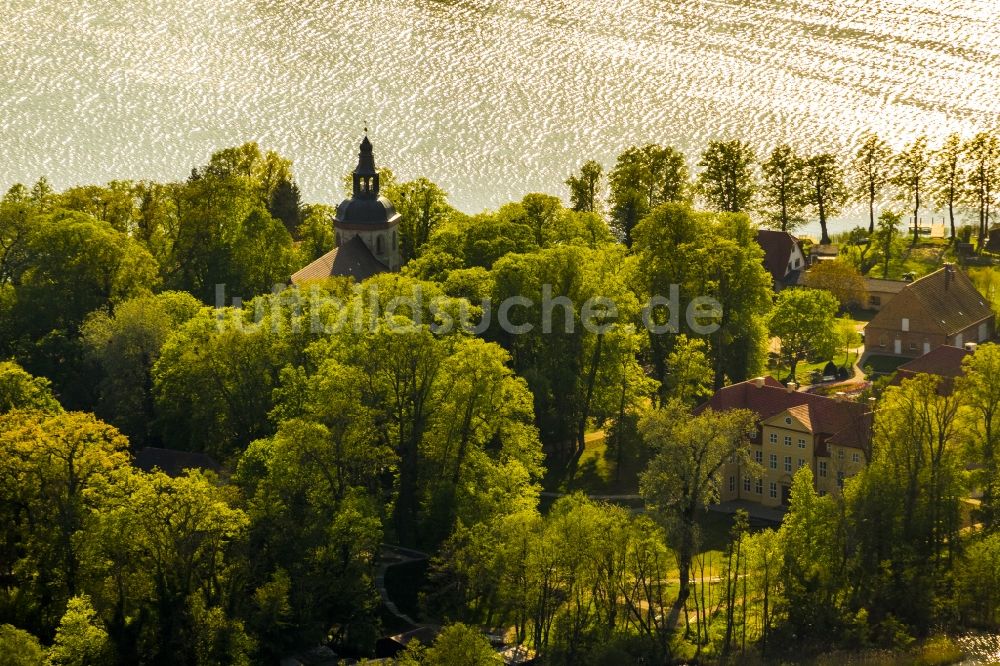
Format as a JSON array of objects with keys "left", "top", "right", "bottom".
[{"left": 291, "top": 135, "right": 401, "bottom": 283}]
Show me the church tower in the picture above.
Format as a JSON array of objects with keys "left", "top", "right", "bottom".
[
  {"left": 334, "top": 135, "right": 401, "bottom": 271},
  {"left": 290, "top": 135, "right": 401, "bottom": 284}
]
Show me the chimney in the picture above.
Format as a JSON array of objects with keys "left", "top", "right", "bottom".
[
  {"left": 786, "top": 381, "right": 798, "bottom": 393},
  {"left": 944, "top": 263, "right": 954, "bottom": 290},
  {"left": 753, "top": 377, "right": 766, "bottom": 388},
  {"left": 965, "top": 342, "right": 978, "bottom": 353},
  {"left": 834, "top": 391, "right": 846, "bottom": 402}
]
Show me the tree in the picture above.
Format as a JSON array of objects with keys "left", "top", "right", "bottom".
[
  {"left": 609, "top": 145, "right": 689, "bottom": 246},
  {"left": 804, "top": 153, "right": 847, "bottom": 245},
  {"left": 0, "top": 185, "right": 36, "bottom": 286},
  {"left": 267, "top": 178, "right": 301, "bottom": 237},
  {"left": 848, "top": 375, "right": 965, "bottom": 632},
  {"left": 0, "top": 624, "right": 44, "bottom": 666},
  {"left": 663, "top": 335, "right": 713, "bottom": 406},
  {"left": 845, "top": 226, "right": 877, "bottom": 275},
  {"left": 0, "top": 361, "right": 61, "bottom": 414},
  {"left": 852, "top": 133, "right": 893, "bottom": 234},
  {"left": 640, "top": 402, "right": 757, "bottom": 630},
  {"left": 836, "top": 314, "right": 861, "bottom": 368},
  {"left": 759, "top": 144, "right": 808, "bottom": 232},
  {"left": 0, "top": 411, "right": 130, "bottom": 635},
  {"left": 958, "top": 343, "right": 1000, "bottom": 530},
  {"left": 295, "top": 204, "right": 336, "bottom": 263},
  {"left": 423, "top": 623, "right": 500, "bottom": 666},
  {"left": 47, "top": 595, "right": 112, "bottom": 666},
  {"left": 565, "top": 160, "right": 604, "bottom": 213},
  {"left": 82, "top": 291, "right": 203, "bottom": 445},
  {"left": 964, "top": 131, "right": 1000, "bottom": 251},
  {"left": 874, "top": 210, "right": 903, "bottom": 278},
  {"left": 697, "top": 140, "right": 756, "bottom": 213},
  {"left": 931, "top": 133, "right": 964, "bottom": 241},
  {"left": 768, "top": 288, "right": 840, "bottom": 380},
  {"left": 803, "top": 260, "right": 865, "bottom": 310},
  {"left": 890, "top": 136, "right": 931, "bottom": 246},
  {"left": 385, "top": 178, "right": 454, "bottom": 263}
]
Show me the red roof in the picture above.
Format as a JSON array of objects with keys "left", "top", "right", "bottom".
[
  {"left": 697, "top": 376, "right": 872, "bottom": 450},
  {"left": 892, "top": 345, "right": 971, "bottom": 394}
]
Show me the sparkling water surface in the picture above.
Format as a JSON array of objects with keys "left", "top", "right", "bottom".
[{"left": 3, "top": 0, "right": 1000, "bottom": 237}]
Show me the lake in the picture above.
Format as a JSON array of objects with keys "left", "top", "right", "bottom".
[{"left": 3, "top": 0, "right": 999, "bottom": 238}]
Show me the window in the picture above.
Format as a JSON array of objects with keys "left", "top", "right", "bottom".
[
  {"left": 769, "top": 433, "right": 777, "bottom": 444},
  {"left": 784, "top": 417, "right": 792, "bottom": 425},
  {"left": 754, "top": 449, "right": 763, "bottom": 464},
  {"left": 852, "top": 452, "right": 860, "bottom": 463},
  {"left": 784, "top": 435, "right": 792, "bottom": 446},
  {"left": 769, "top": 453, "right": 777, "bottom": 470},
  {"left": 819, "top": 461, "right": 827, "bottom": 478},
  {"left": 869, "top": 295, "right": 881, "bottom": 307},
  {"left": 798, "top": 438, "right": 806, "bottom": 449},
  {"left": 819, "top": 489, "right": 827, "bottom": 497},
  {"left": 837, "top": 471, "right": 845, "bottom": 488},
  {"left": 729, "top": 476, "right": 735, "bottom": 493},
  {"left": 909, "top": 341, "right": 917, "bottom": 351},
  {"left": 784, "top": 456, "right": 792, "bottom": 472},
  {"left": 794, "top": 258, "right": 801, "bottom": 268},
  {"left": 744, "top": 476, "right": 751, "bottom": 492},
  {"left": 901, "top": 317, "right": 909, "bottom": 332},
  {"left": 392, "top": 231, "right": 398, "bottom": 250},
  {"left": 769, "top": 482, "right": 777, "bottom": 498},
  {"left": 376, "top": 235, "right": 385, "bottom": 254},
  {"left": 798, "top": 458, "right": 806, "bottom": 469},
  {"left": 755, "top": 478, "right": 763, "bottom": 494},
  {"left": 837, "top": 448, "right": 844, "bottom": 460}
]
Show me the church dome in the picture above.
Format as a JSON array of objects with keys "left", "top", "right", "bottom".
[
  {"left": 335, "top": 134, "right": 401, "bottom": 228},
  {"left": 335, "top": 195, "right": 400, "bottom": 227}
]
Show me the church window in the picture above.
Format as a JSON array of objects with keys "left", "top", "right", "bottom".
[{"left": 376, "top": 235, "right": 385, "bottom": 254}]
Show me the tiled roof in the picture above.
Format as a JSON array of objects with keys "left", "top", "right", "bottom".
[
  {"left": 886, "top": 265, "right": 992, "bottom": 336},
  {"left": 896, "top": 345, "right": 970, "bottom": 378},
  {"left": 698, "top": 377, "right": 872, "bottom": 450},
  {"left": 756, "top": 230, "right": 799, "bottom": 284},
  {"left": 892, "top": 345, "right": 971, "bottom": 394},
  {"left": 291, "top": 236, "right": 389, "bottom": 284}
]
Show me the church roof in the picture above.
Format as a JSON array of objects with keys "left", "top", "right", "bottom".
[
  {"left": 291, "top": 235, "right": 389, "bottom": 283},
  {"left": 336, "top": 195, "right": 400, "bottom": 228}
]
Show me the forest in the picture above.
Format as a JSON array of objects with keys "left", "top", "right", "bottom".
[{"left": 1, "top": 132, "right": 1000, "bottom": 664}]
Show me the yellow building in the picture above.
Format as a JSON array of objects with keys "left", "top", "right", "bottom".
[{"left": 701, "top": 377, "right": 872, "bottom": 508}]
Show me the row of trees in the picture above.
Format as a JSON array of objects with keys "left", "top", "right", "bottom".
[{"left": 566, "top": 130, "right": 1000, "bottom": 248}]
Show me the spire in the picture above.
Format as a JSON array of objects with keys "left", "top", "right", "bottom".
[{"left": 352, "top": 131, "right": 379, "bottom": 198}]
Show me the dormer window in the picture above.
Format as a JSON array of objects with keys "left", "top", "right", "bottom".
[{"left": 784, "top": 417, "right": 792, "bottom": 425}]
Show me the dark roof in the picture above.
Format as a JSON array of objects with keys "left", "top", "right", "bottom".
[
  {"left": 898, "top": 265, "right": 992, "bottom": 335},
  {"left": 291, "top": 235, "right": 389, "bottom": 283},
  {"left": 134, "top": 447, "right": 220, "bottom": 477},
  {"left": 697, "top": 376, "right": 872, "bottom": 450},
  {"left": 892, "top": 345, "right": 971, "bottom": 394},
  {"left": 336, "top": 195, "right": 400, "bottom": 227},
  {"left": 756, "top": 230, "right": 800, "bottom": 284}
]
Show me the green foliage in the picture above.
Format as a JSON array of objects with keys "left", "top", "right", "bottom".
[
  {"left": 565, "top": 160, "right": 604, "bottom": 214},
  {"left": 0, "top": 624, "right": 44, "bottom": 666},
  {"left": 697, "top": 140, "right": 756, "bottom": 213},
  {"left": 609, "top": 144, "right": 689, "bottom": 245},
  {"left": 852, "top": 132, "right": 894, "bottom": 233},
  {"left": 804, "top": 152, "right": 848, "bottom": 245},
  {"left": 632, "top": 204, "right": 772, "bottom": 389},
  {"left": 383, "top": 178, "right": 454, "bottom": 263},
  {"left": 768, "top": 287, "right": 840, "bottom": 379},
  {"left": 0, "top": 361, "right": 61, "bottom": 414},
  {"left": 47, "top": 595, "right": 112, "bottom": 666},
  {"left": 759, "top": 144, "right": 809, "bottom": 232},
  {"left": 423, "top": 623, "right": 499, "bottom": 665},
  {"left": 82, "top": 292, "right": 202, "bottom": 444}
]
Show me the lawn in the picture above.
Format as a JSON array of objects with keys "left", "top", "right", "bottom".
[
  {"left": 862, "top": 354, "right": 907, "bottom": 376},
  {"left": 543, "top": 429, "right": 649, "bottom": 498}
]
